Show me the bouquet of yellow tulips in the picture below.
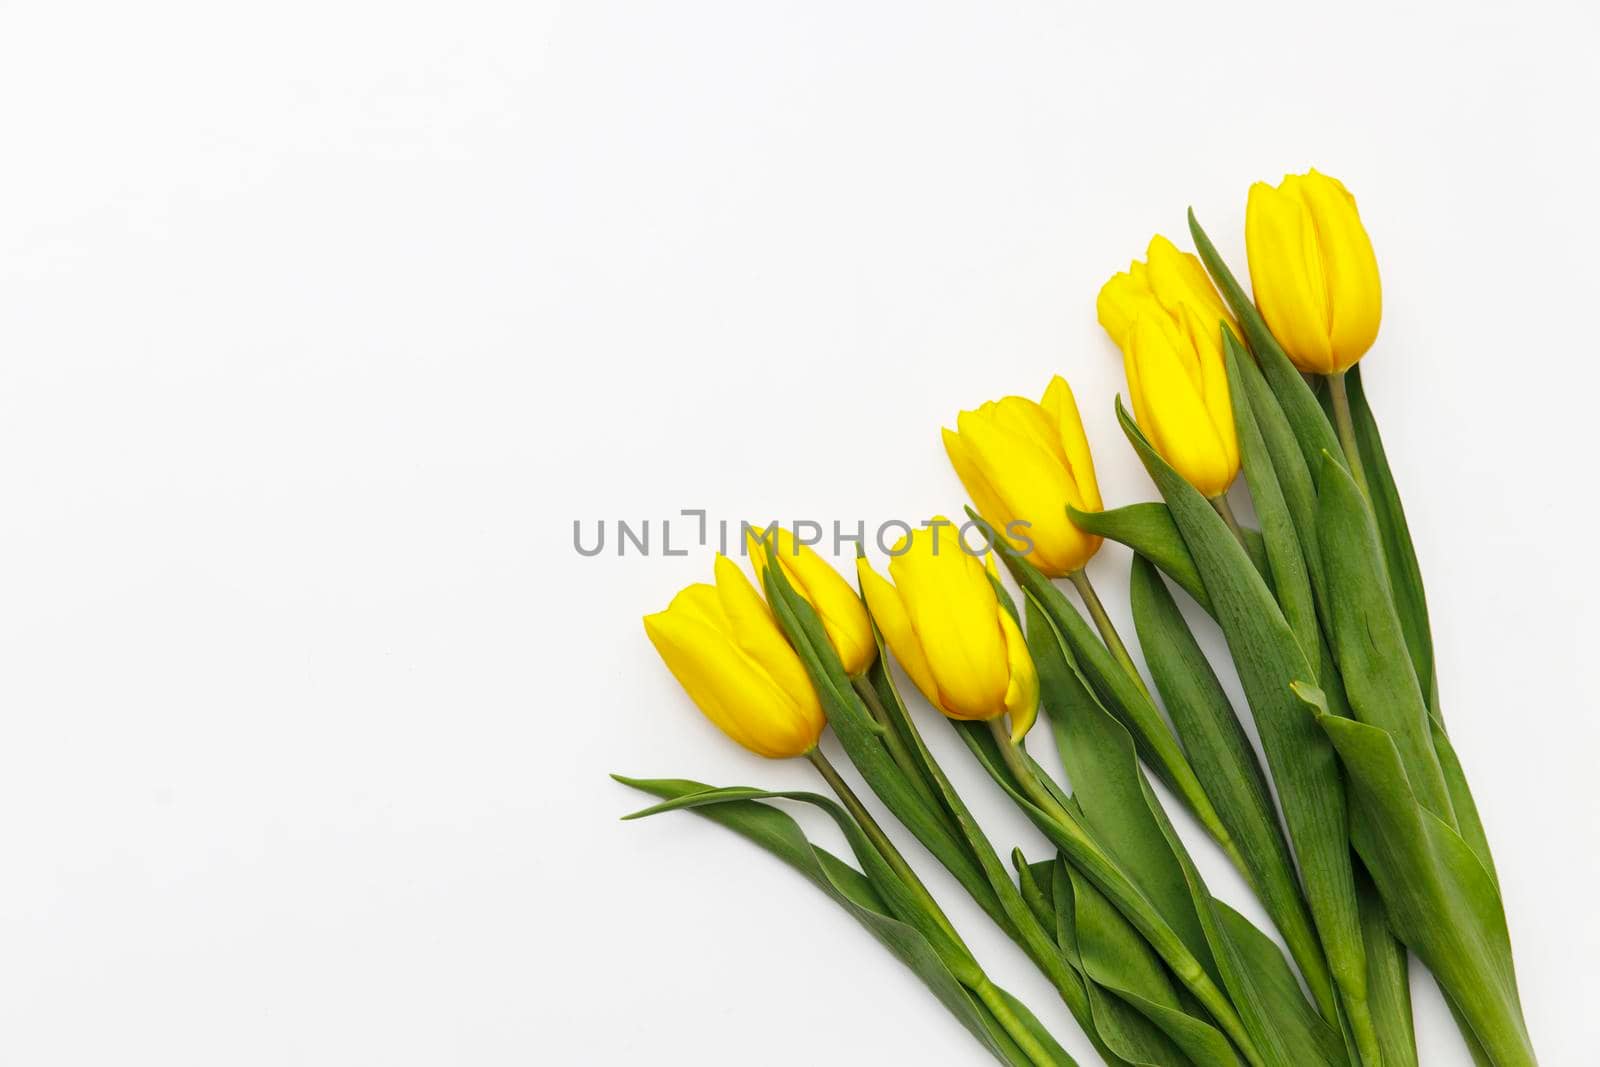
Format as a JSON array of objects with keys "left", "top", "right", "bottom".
[{"left": 616, "top": 170, "right": 1535, "bottom": 1067}]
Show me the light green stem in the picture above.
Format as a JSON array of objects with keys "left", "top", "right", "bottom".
[
  {"left": 971, "top": 978, "right": 1060, "bottom": 1067},
  {"left": 1067, "top": 568, "right": 1152, "bottom": 703},
  {"left": 1210, "top": 492, "right": 1249, "bottom": 549},
  {"left": 806, "top": 749, "right": 961, "bottom": 946},
  {"left": 851, "top": 674, "right": 940, "bottom": 810},
  {"left": 808, "top": 747, "right": 1055, "bottom": 1067},
  {"left": 1327, "top": 370, "right": 1371, "bottom": 499}
]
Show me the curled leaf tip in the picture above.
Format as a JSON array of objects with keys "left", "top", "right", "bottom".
[{"left": 1289, "top": 680, "right": 1330, "bottom": 717}]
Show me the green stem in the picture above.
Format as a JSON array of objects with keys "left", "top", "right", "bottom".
[
  {"left": 1327, "top": 370, "right": 1371, "bottom": 499},
  {"left": 970, "top": 978, "right": 1059, "bottom": 1067},
  {"left": 809, "top": 747, "right": 1056, "bottom": 1067},
  {"left": 806, "top": 749, "right": 961, "bottom": 946},
  {"left": 1210, "top": 492, "right": 1249, "bottom": 550},
  {"left": 1067, "top": 568, "right": 1152, "bottom": 703},
  {"left": 984, "top": 721, "right": 1266, "bottom": 1067},
  {"left": 851, "top": 675, "right": 940, "bottom": 811}
]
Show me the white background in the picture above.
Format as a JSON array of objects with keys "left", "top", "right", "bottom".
[{"left": 2, "top": 1, "right": 1596, "bottom": 1064}]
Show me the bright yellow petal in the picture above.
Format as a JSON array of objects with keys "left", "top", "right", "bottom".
[
  {"left": 998, "top": 606, "right": 1038, "bottom": 742},
  {"left": 712, "top": 554, "right": 821, "bottom": 725},
  {"left": 1040, "top": 374, "right": 1103, "bottom": 513},
  {"left": 643, "top": 607, "right": 821, "bottom": 758},
  {"left": 1128, "top": 313, "right": 1237, "bottom": 498},
  {"left": 1247, "top": 180, "right": 1336, "bottom": 375},
  {"left": 1096, "top": 264, "right": 1153, "bottom": 347},
  {"left": 1146, "top": 234, "right": 1238, "bottom": 340},
  {"left": 943, "top": 426, "right": 1015, "bottom": 536},
  {"left": 856, "top": 558, "right": 940, "bottom": 708},
  {"left": 956, "top": 410, "right": 1080, "bottom": 578},
  {"left": 770, "top": 529, "right": 877, "bottom": 677},
  {"left": 889, "top": 520, "right": 1009, "bottom": 718},
  {"left": 1294, "top": 170, "right": 1381, "bottom": 371}
]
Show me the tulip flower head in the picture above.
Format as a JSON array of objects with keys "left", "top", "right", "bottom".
[
  {"left": 942, "top": 376, "right": 1103, "bottom": 578},
  {"left": 856, "top": 520, "right": 1038, "bottom": 742},
  {"left": 643, "top": 554, "right": 825, "bottom": 759},
  {"left": 1097, "top": 235, "right": 1241, "bottom": 499},
  {"left": 745, "top": 524, "right": 877, "bottom": 677},
  {"left": 1246, "top": 169, "right": 1382, "bottom": 375}
]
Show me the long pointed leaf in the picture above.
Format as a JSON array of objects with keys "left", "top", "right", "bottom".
[
  {"left": 1305, "top": 702, "right": 1535, "bottom": 1066},
  {"left": 614, "top": 776, "right": 1075, "bottom": 1066},
  {"left": 1114, "top": 397, "right": 1376, "bottom": 1064}
]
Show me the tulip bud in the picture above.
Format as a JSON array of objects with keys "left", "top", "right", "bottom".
[
  {"left": 1245, "top": 169, "right": 1382, "bottom": 375},
  {"left": 745, "top": 524, "right": 877, "bottom": 677},
  {"left": 856, "top": 519, "right": 1038, "bottom": 742},
  {"left": 1097, "top": 235, "right": 1241, "bottom": 499},
  {"left": 942, "top": 377, "right": 1104, "bottom": 578},
  {"left": 643, "top": 555, "right": 825, "bottom": 759}
]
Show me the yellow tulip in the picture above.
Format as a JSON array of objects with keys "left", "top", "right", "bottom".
[
  {"left": 1245, "top": 169, "right": 1382, "bottom": 375},
  {"left": 1097, "top": 235, "right": 1241, "bottom": 498},
  {"left": 856, "top": 519, "right": 1037, "bottom": 741},
  {"left": 745, "top": 525, "right": 877, "bottom": 677},
  {"left": 942, "top": 376, "right": 1104, "bottom": 578},
  {"left": 643, "top": 554, "right": 825, "bottom": 759}
]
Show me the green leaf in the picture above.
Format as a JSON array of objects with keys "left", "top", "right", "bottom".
[
  {"left": 624, "top": 783, "right": 981, "bottom": 984},
  {"left": 1340, "top": 365, "right": 1438, "bottom": 715},
  {"left": 1187, "top": 210, "right": 1344, "bottom": 476},
  {"left": 1069, "top": 503, "right": 1212, "bottom": 608},
  {"left": 848, "top": 571, "right": 1139, "bottom": 1066},
  {"left": 759, "top": 552, "right": 1001, "bottom": 926},
  {"left": 1069, "top": 502, "right": 1269, "bottom": 611},
  {"left": 1025, "top": 593, "right": 1341, "bottom": 1067},
  {"left": 1315, "top": 451, "right": 1455, "bottom": 827},
  {"left": 1305, "top": 701, "right": 1535, "bottom": 1066},
  {"left": 1113, "top": 398, "right": 1376, "bottom": 1064},
  {"left": 970, "top": 509, "right": 1241, "bottom": 874},
  {"left": 614, "top": 775, "right": 1077, "bottom": 1066},
  {"left": 1213, "top": 902, "right": 1346, "bottom": 1067},
  {"left": 1356, "top": 860, "right": 1418, "bottom": 1067},
  {"left": 1129, "top": 555, "right": 1336, "bottom": 1024},
  {"left": 1223, "top": 331, "right": 1318, "bottom": 663}
]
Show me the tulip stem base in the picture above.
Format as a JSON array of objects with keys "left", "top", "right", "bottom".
[
  {"left": 1210, "top": 492, "right": 1249, "bottom": 549},
  {"left": 850, "top": 675, "right": 940, "bottom": 810},
  {"left": 1068, "top": 568, "right": 1152, "bottom": 703},
  {"left": 805, "top": 748, "right": 960, "bottom": 945},
  {"left": 1327, "top": 370, "right": 1371, "bottom": 499}
]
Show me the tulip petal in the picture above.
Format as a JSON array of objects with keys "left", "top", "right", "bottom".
[
  {"left": 1294, "top": 171, "right": 1382, "bottom": 371},
  {"left": 998, "top": 605, "right": 1039, "bottom": 742},
  {"left": 889, "top": 520, "right": 1010, "bottom": 719},
  {"left": 1247, "top": 181, "right": 1336, "bottom": 375},
  {"left": 713, "top": 555, "right": 822, "bottom": 724},
  {"left": 1041, "top": 374, "right": 1103, "bottom": 512},
  {"left": 643, "top": 608, "right": 820, "bottom": 758},
  {"left": 856, "top": 558, "right": 942, "bottom": 708},
  {"left": 768, "top": 528, "right": 878, "bottom": 677},
  {"left": 944, "top": 426, "right": 1015, "bottom": 535},
  {"left": 956, "top": 410, "right": 1086, "bottom": 578},
  {"left": 1128, "top": 313, "right": 1238, "bottom": 498}
]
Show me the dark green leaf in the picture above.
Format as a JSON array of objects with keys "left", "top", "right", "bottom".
[
  {"left": 1341, "top": 365, "right": 1438, "bottom": 715},
  {"left": 1307, "top": 702, "right": 1535, "bottom": 1067},
  {"left": 1114, "top": 398, "right": 1375, "bottom": 1063},
  {"left": 1224, "top": 331, "right": 1318, "bottom": 663},
  {"left": 614, "top": 775, "right": 1076, "bottom": 1066},
  {"left": 1129, "top": 555, "right": 1336, "bottom": 1024},
  {"left": 1315, "top": 452, "right": 1454, "bottom": 826}
]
